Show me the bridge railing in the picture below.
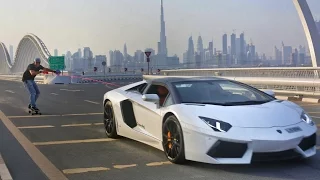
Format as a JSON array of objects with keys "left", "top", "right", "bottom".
[
  {"left": 160, "top": 67, "right": 320, "bottom": 79},
  {"left": 143, "top": 68, "right": 320, "bottom": 97}
]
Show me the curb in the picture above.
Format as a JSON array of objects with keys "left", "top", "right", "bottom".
[
  {"left": 275, "top": 96, "right": 320, "bottom": 103},
  {"left": 0, "top": 154, "right": 13, "bottom": 180}
]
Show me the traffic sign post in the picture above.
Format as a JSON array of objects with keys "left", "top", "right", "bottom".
[
  {"left": 94, "top": 67, "right": 97, "bottom": 75},
  {"left": 145, "top": 51, "right": 151, "bottom": 75},
  {"left": 48, "top": 56, "right": 65, "bottom": 75},
  {"left": 102, "top": 61, "right": 106, "bottom": 77}
]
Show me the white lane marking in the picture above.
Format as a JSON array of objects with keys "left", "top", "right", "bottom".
[
  {"left": 5, "top": 90, "right": 15, "bottom": 93},
  {"left": 51, "top": 93, "right": 58, "bottom": 96},
  {"left": 0, "top": 111, "right": 68, "bottom": 179},
  {"left": 18, "top": 125, "right": 55, "bottom": 129},
  {"left": 60, "top": 89, "right": 83, "bottom": 92},
  {"left": 61, "top": 123, "right": 92, "bottom": 127},
  {"left": 84, "top": 100, "right": 100, "bottom": 105},
  {"left": 0, "top": 154, "right": 13, "bottom": 180}
]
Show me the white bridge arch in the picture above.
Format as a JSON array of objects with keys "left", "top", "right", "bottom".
[
  {"left": 0, "top": 0, "right": 319, "bottom": 75},
  {"left": 0, "top": 34, "right": 51, "bottom": 74}
]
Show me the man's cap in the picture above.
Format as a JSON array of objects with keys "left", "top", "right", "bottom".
[{"left": 34, "top": 58, "right": 41, "bottom": 63}]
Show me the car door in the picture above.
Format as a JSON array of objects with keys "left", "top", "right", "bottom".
[{"left": 129, "top": 83, "right": 169, "bottom": 142}]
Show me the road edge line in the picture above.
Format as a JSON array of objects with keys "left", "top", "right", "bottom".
[
  {"left": 0, "top": 110, "right": 68, "bottom": 180},
  {"left": 0, "top": 153, "right": 13, "bottom": 180}
]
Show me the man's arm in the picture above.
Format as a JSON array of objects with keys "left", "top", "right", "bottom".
[{"left": 43, "top": 68, "right": 56, "bottom": 73}]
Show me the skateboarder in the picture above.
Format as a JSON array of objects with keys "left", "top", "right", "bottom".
[{"left": 22, "top": 58, "right": 57, "bottom": 111}]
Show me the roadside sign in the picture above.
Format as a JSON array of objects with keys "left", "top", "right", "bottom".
[
  {"left": 145, "top": 51, "right": 151, "bottom": 57},
  {"left": 48, "top": 56, "right": 65, "bottom": 70}
]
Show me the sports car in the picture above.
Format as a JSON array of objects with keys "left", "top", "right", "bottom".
[{"left": 102, "top": 76, "right": 317, "bottom": 164}]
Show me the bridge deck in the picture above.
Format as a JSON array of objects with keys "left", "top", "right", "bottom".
[{"left": 0, "top": 79, "right": 320, "bottom": 180}]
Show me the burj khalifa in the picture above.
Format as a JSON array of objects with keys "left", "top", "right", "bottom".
[{"left": 159, "top": 0, "right": 167, "bottom": 56}]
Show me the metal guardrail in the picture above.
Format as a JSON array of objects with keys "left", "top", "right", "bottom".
[
  {"left": 143, "top": 75, "right": 320, "bottom": 97},
  {"left": 161, "top": 67, "right": 320, "bottom": 79}
]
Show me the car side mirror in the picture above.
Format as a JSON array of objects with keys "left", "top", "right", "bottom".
[
  {"left": 142, "top": 94, "right": 160, "bottom": 108},
  {"left": 263, "top": 90, "right": 275, "bottom": 97}
]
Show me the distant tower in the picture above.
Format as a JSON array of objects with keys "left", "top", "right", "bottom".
[
  {"left": 159, "top": 0, "right": 167, "bottom": 56},
  {"left": 197, "top": 35, "right": 204, "bottom": 64},
  {"left": 124, "top": 43, "right": 128, "bottom": 61},
  {"left": 222, "top": 34, "right": 227, "bottom": 54},
  {"left": 187, "top": 36, "right": 195, "bottom": 67}
]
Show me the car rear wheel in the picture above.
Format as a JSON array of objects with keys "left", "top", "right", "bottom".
[
  {"left": 104, "top": 101, "right": 118, "bottom": 138},
  {"left": 162, "top": 115, "right": 186, "bottom": 164}
]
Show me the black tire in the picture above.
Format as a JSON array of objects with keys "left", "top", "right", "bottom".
[
  {"left": 104, "top": 101, "right": 118, "bottom": 138},
  {"left": 162, "top": 115, "right": 186, "bottom": 164}
]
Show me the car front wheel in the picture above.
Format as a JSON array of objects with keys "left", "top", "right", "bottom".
[
  {"left": 104, "top": 101, "right": 118, "bottom": 138},
  {"left": 162, "top": 115, "right": 186, "bottom": 164}
]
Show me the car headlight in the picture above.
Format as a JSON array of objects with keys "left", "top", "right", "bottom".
[
  {"left": 199, "top": 116, "right": 232, "bottom": 132},
  {"left": 301, "top": 112, "right": 314, "bottom": 126}
]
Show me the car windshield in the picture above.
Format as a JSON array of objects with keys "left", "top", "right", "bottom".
[{"left": 172, "top": 80, "right": 275, "bottom": 106}]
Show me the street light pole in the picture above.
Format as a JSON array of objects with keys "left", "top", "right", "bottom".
[{"left": 145, "top": 51, "right": 151, "bottom": 75}]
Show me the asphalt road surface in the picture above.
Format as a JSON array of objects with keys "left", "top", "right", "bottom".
[{"left": 0, "top": 79, "right": 320, "bottom": 180}]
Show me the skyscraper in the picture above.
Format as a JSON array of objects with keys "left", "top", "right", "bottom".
[
  {"left": 187, "top": 36, "right": 195, "bottom": 67},
  {"left": 222, "top": 34, "right": 227, "bottom": 54},
  {"left": 159, "top": 0, "right": 167, "bottom": 56},
  {"left": 239, "top": 33, "right": 245, "bottom": 65},
  {"left": 231, "top": 33, "right": 236, "bottom": 56},
  {"left": 197, "top": 36, "right": 204, "bottom": 64},
  {"left": 231, "top": 33, "right": 236, "bottom": 64},
  {"left": 124, "top": 43, "right": 128, "bottom": 62}
]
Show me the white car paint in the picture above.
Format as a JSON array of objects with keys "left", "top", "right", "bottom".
[{"left": 103, "top": 79, "right": 317, "bottom": 164}]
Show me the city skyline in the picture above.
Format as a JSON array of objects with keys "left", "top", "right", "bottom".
[{"left": 1, "top": 0, "right": 320, "bottom": 59}]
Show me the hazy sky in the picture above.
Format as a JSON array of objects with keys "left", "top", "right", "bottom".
[{"left": 1, "top": 0, "right": 320, "bottom": 59}]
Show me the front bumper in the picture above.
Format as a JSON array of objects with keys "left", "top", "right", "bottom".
[{"left": 182, "top": 122, "right": 317, "bottom": 164}]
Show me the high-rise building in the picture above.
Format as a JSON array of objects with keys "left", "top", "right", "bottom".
[
  {"left": 158, "top": 0, "right": 167, "bottom": 56},
  {"left": 187, "top": 36, "right": 195, "bottom": 67},
  {"left": 123, "top": 43, "right": 128, "bottom": 64},
  {"left": 95, "top": 55, "right": 107, "bottom": 70},
  {"left": 239, "top": 33, "right": 245, "bottom": 60},
  {"left": 54, "top": 49, "right": 58, "bottom": 56},
  {"left": 230, "top": 33, "right": 236, "bottom": 64},
  {"left": 231, "top": 33, "right": 236, "bottom": 56},
  {"left": 222, "top": 34, "right": 227, "bottom": 54},
  {"left": 208, "top": 41, "right": 213, "bottom": 61},
  {"left": 83, "top": 47, "right": 93, "bottom": 70},
  {"left": 109, "top": 51, "right": 114, "bottom": 67},
  {"left": 197, "top": 36, "right": 204, "bottom": 64},
  {"left": 282, "top": 42, "right": 292, "bottom": 65}
]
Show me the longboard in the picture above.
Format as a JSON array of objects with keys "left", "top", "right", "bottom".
[{"left": 28, "top": 108, "right": 42, "bottom": 115}]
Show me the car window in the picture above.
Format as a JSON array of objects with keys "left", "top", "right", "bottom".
[
  {"left": 127, "top": 83, "right": 147, "bottom": 94},
  {"left": 172, "top": 80, "right": 275, "bottom": 106},
  {"left": 163, "top": 94, "right": 173, "bottom": 107},
  {"left": 146, "top": 84, "right": 169, "bottom": 106}
]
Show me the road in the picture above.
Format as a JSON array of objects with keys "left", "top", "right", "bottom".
[{"left": 0, "top": 79, "right": 320, "bottom": 180}]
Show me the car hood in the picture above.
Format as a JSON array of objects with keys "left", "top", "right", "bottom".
[{"left": 180, "top": 100, "right": 303, "bottom": 128}]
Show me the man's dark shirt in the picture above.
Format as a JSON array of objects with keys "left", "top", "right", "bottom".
[{"left": 22, "top": 63, "right": 44, "bottom": 82}]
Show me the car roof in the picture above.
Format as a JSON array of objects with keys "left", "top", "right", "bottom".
[{"left": 146, "top": 76, "right": 229, "bottom": 84}]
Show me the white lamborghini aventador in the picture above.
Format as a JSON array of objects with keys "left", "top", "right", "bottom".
[{"left": 102, "top": 76, "right": 317, "bottom": 164}]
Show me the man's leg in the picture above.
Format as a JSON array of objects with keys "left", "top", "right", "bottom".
[
  {"left": 24, "top": 80, "right": 37, "bottom": 108},
  {"left": 32, "top": 80, "right": 40, "bottom": 103}
]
